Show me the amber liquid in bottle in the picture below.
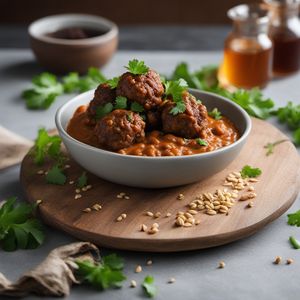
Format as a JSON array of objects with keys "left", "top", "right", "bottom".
[
  {"left": 272, "top": 34, "right": 300, "bottom": 74},
  {"left": 220, "top": 40, "right": 272, "bottom": 89}
]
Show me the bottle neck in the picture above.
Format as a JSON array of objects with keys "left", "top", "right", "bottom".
[
  {"left": 233, "top": 20, "right": 269, "bottom": 37},
  {"left": 268, "top": 3, "right": 300, "bottom": 25}
]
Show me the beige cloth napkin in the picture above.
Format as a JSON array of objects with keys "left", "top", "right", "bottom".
[
  {"left": 0, "top": 242, "right": 100, "bottom": 297},
  {"left": 0, "top": 126, "right": 33, "bottom": 170}
]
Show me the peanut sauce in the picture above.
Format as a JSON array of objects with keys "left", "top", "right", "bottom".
[{"left": 67, "top": 105, "right": 239, "bottom": 156}]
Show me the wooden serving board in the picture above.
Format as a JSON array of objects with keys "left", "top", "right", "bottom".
[{"left": 20, "top": 118, "right": 300, "bottom": 252}]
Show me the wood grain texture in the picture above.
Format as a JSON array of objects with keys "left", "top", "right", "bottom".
[{"left": 20, "top": 118, "right": 300, "bottom": 252}]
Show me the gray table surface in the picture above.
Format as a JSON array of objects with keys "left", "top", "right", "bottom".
[{"left": 0, "top": 49, "right": 300, "bottom": 300}]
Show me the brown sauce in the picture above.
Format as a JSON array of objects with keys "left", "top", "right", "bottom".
[
  {"left": 67, "top": 105, "right": 239, "bottom": 157},
  {"left": 46, "top": 27, "right": 108, "bottom": 40}
]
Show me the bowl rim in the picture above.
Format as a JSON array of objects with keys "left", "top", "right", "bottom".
[
  {"left": 55, "top": 88, "right": 252, "bottom": 160},
  {"left": 29, "top": 13, "right": 118, "bottom": 45}
]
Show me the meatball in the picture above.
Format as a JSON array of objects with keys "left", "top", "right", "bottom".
[
  {"left": 116, "top": 69, "right": 164, "bottom": 110},
  {"left": 95, "top": 109, "right": 145, "bottom": 151},
  {"left": 146, "top": 110, "right": 161, "bottom": 131},
  {"left": 161, "top": 92, "right": 208, "bottom": 139},
  {"left": 87, "top": 83, "right": 116, "bottom": 117}
]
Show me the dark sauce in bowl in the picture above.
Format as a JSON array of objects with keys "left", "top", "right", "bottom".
[{"left": 46, "top": 27, "right": 108, "bottom": 40}]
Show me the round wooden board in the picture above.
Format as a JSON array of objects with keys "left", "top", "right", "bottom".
[{"left": 20, "top": 118, "right": 300, "bottom": 252}]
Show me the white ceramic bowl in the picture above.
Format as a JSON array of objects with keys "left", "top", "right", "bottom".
[{"left": 55, "top": 89, "right": 251, "bottom": 188}]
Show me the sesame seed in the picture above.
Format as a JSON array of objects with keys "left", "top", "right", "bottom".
[
  {"left": 116, "top": 216, "right": 123, "bottom": 222},
  {"left": 92, "top": 204, "right": 102, "bottom": 211},
  {"left": 166, "top": 212, "right": 172, "bottom": 217},
  {"left": 168, "top": 277, "right": 176, "bottom": 284},
  {"left": 36, "top": 199, "right": 43, "bottom": 205},
  {"left": 247, "top": 201, "right": 254, "bottom": 208},
  {"left": 130, "top": 280, "right": 137, "bottom": 288},
  {"left": 69, "top": 181, "right": 74, "bottom": 185},
  {"left": 177, "top": 193, "right": 185, "bottom": 200},
  {"left": 65, "top": 164, "right": 71, "bottom": 169},
  {"left": 248, "top": 186, "right": 255, "bottom": 191},
  {"left": 274, "top": 256, "right": 282, "bottom": 264},
  {"left": 86, "top": 185, "right": 92, "bottom": 190},
  {"left": 135, "top": 265, "right": 142, "bottom": 273},
  {"left": 148, "top": 227, "right": 159, "bottom": 234},
  {"left": 121, "top": 213, "right": 127, "bottom": 219},
  {"left": 146, "top": 260, "right": 153, "bottom": 266},
  {"left": 287, "top": 258, "right": 294, "bottom": 265},
  {"left": 140, "top": 224, "right": 147, "bottom": 232},
  {"left": 152, "top": 223, "right": 159, "bottom": 228},
  {"left": 154, "top": 212, "right": 161, "bottom": 218},
  {"left": 218, "top": 261, "right": 225, "bottom": 269},
  {"left": 83, "top": 208, "right": 91, "bottom": 213},
  {"left": 195, "top": 220, "right": 200, "bottom": 225},
  {"left": 146, "top": 211, "right": 154, "bottom": 217},
  {"left": 37, "top": 170, "right": 44, "bottom": 175},
  {"left": 75, "top": 194, "right": 82, "bottom": 199},
  {"left": 82, "top": 187, "right": 87, "bottom": 192},
  {"left": 117, "top": 194, "right": 123, "bottom": 199},
  {"left": 75, "top": 189, "right": 81, "bottom": 194},
  {"left": 124, "top": 196, "right": 130, "bottom": 200}
]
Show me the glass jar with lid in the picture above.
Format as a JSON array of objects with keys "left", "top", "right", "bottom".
[
  {"left": 219, "top": 4, "right": 273, "bottom": 89},
  {"left": 264, "top": 0, "right": 300, "bottom": 75}
]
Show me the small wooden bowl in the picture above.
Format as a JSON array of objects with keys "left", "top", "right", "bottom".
[{"left": 29, "top": 14, "right": 118, "bottom": 74}]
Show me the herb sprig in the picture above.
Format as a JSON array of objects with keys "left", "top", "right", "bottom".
[
  {"left": 264, "top": 139, "right": 288, "bottom": 156},
  {"left": 23, "top": 68, "right": 107, "bottom": 110},
  {"left": 125, "top": 59, "right": 149, "bottom": 75},
  {"left": 0, "top": 197, "right": 45, "bottom": 251},
  {"left": 142, "top": 275, "right": 157, "bottom": 298},
  {"left": 240, "top": 165, "right": 262, "bottom": 179},
  {"left": 75, "top": 254, "right": 126, "bottom": 290},
  {"left": 33, "top": 128, "right": 63, "bottom": 165},
  {"left": 164, "top": 78, "right": 188, "bottom": 115},
  {"left": 208, "top": 108, "right": 222, "bottom": 120},
  {"left": 287, "top": 210, "right": 300, "bottom": 227}
]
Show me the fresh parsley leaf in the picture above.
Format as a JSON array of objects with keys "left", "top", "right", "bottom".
[
  {"left": 287, "top": 210, "right": 300, "bottom": 227},
  {"left": 102, "top": 254, "right": 124, "bottom": 270},
  {"left": 194, "top": 65, "right": 219, "bottom": 90},
  {"left": 106, "top": 77, "right": 119, "bottom": 89},
  {"left": 264, "top": 139, "right": 288, "bottom": 156},
  {"left": 76, "top": 67, "right": 107, "bottom": 92},
  {"left": 96, "top": 103, "right": 114, "bottom": 119},
  {"left": 115, "top": 96, "right": 128, "bottom": 109},
  {"left": 289, "top": 236, "right": 300, "bottom": 249},
  {"left": 22, "top": 72, "right": 63, "bottom": 109},
  {"left": 275, "top": 102, "right": 300, "bottom": 130},
  {"left": 131, "top": 101, "right": 144, "bottom": 113},
  {"left": 165, "top": 79, "right": 188, "bottom": 115},
  {"left": 208, "top": 108, "right": 222, "bottom": 120},
  {"left": 196, "top": 138, "right": 208, "bottom": 146},
  {"left": 62, "top": 72, "right": 80, "bottom": 93},
  {"left": 142, "top": 275, "right": 157, "bottom": 298},
  {"left": 240, "top": 165, "right": 262, "bottom": 179},
  {"left": 75, "top": 255, "right": 126, "bottom": 290},
  {"left": 77, "top": 171, "right": 88, "bottom": 188},
  {"left": 33, "top": 128, "right": 62, "bottom": 165},
  {"left": 293, "top": 128, "right": 300, "bottom": 146},
  {"left": 170, "top": 101, "right": 186, "bottom": 115},
  {"left": 46, "top": 165, "right": 66, "bottom": 185},
  {"left": 125, "top": 59, "right": 149, "bottom": 75},
  {"left": 0, "top": 197, "right": 45, "bottom": 251},
  {"left": 165, "top": 78, "right": 188, "bottom": 102}
]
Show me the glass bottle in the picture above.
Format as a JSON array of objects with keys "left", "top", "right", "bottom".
[
  {"left": 219, "top": 4, "right": 273, "bottom": 89},
  {"left": 264, "top": 0, "right": 300, "bottom": 75}
]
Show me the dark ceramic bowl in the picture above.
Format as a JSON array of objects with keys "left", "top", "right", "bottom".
[{"left": 29, "top": 14, "right": 118, "bottom": 74}]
